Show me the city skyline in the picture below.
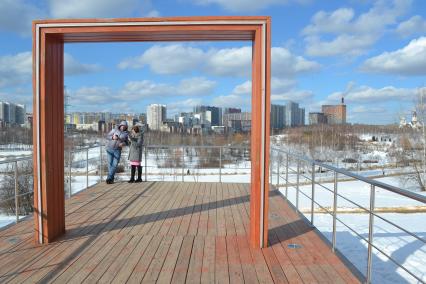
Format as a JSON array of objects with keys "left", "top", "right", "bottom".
[{"left": 0, "top": 1, "right": 425, "bottom": 125}]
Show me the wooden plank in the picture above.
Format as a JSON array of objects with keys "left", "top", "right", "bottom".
[
  {"left": 171, "top": 235, "right": 194, "bottom": 283},
  {"left": 235, "top": 235, "right": 259, "bottom": 284},
  {"left": 207, "top": 182, "right": 217, "bottom": 236},
  {"left": 268, "top": 233, "right": 302, "bottom": 283},
  {"left": 186, "top": 235, "right": 205, "bottom": 284},
  {"left": 222, "top": 183, "right": 237, "bottom": 236},
  {"left": 177, "top": 183, "right": 198, "bottom": 236},
  {"left": 156, "top": 235, "right": 184, "bottom": 283},
  {"left": 121, "top": 234, "right": 163, "bottom": 283},
  {"left": 187, "top": 182, "right": 206, "bottom": 235},
  {"left": 226, "top": 236, "right": 244, "bottom": 283},
  {"left": 81, "top": 234, "right": 134, "bottom": 283},
  {"left": 200, "top": 235, "right": 216, "bottom": 284},
  {"left": 141, "top": 235, "right": 174, "bottom": 283},
  {"left": 216, "top": 183, "right": 227, "bottom": 236},
  {"left": 197, "top": 182, "right": 211, "bottom": 236},
  {"left": 157, "top": 182, "right": 188, "bottom": 236},
  {"left": 1, "top": 183, "right": 135, "bottom": 282},
  {"left": 215, "top": 236, "right": 229, "bottom": 284}
]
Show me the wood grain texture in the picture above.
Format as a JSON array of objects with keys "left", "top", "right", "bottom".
[{"left": 0, "top": 182, "right": 361, "bottom": 283}]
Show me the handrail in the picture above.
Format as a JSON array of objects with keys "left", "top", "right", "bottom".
[
  {"left": 271, "top": 146, "right": 426, "bottom": 204},
  {"left": 271, "top": 147, "right": 426, "bottom": 283}
]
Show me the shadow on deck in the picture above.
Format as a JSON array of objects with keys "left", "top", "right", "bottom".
[{"left": 0, "top": 181, "right": 360, "bottom": 283}]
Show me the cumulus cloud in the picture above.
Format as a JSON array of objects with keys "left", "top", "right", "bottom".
[
  {"left": 168, "top": 98, "right": 203, "bottom": 114},
  {"left": 70, "top": 86, "right": 113, "bottom": 105},
  {"left": 48, "top": 0, "right": 141, "bottom": 18},
  {"left": 118, "top": 44, "right": 320, "bottom": 78},
  {"left": 360, "top": 37, "right": 426, "bottom": 76},
  {"left": 0, "top": 0, "right": 44, "bottom": 36},
  {"left": 64, "top": 53, "right": 102, "bottom": 76},
  {"left": 119, "top": 77, "right": 216, "bottom": 99},
  {"left": 0, "top": 51, "right": 101, "bottom": 88},
  {"left": 190, "top": 0, "right": 310, "bottom": 12},
  {"left": 212, "top": 94, "right": 250, "bottom": 108},
  {"left": 118, "top": 45, "right": 205, "bottom": 74},
  {"left": 271, "top": 90, "right": 314, "bottom": 103},
  {"left": 326, "top": 84, "right": 419, "bottom": 103},
  {"left": 303, "top": 0, "right": 411, "bottom": 57},
  {"left": 0, "top": 52, "right": 32, "bottom": 88},
  {"left": 396, "top": 15, "right": 426, "bottom": 37}
]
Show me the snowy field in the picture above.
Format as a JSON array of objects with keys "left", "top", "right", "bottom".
[{"left": 281, "top": 177, "right": 426, "bottom": 283}]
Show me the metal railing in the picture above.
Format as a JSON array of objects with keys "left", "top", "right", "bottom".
[
  {"left": 116, "top": 145, "right": 251, "bottom": 183},
  {"left": 271, "top": 147, "right": 426, "bottom": 284}
]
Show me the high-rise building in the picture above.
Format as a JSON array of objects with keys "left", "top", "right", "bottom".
[
  {"left": 322, "top": 98, "right": 346, "bottom": 124},
  {"left": 0, "top": 101, "right": 26, "bottom": 125},
  {"left": 147, "top": 104, "right": 166, "bottom": 130},
  {"left": 223, "top": 112, "right": 251, "bottom": 132},
  {"left": 285, "top": 101, "right": 305, "bottom": 127},
  {"left": 194, "top": 105, "right": 222, "bottom": 126},
  {"left": 309, "top": 112, "right": 328, "bottom": 125},
  {"left": 271, "top": 104, "right": 286, "bottom": 130}
]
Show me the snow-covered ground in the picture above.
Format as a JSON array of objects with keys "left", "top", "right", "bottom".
[{"left": 281, "top": 177, "right": 426, "bottom": 283}]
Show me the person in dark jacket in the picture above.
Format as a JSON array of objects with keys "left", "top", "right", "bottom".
[
  {"left": 127, "top": 124, "right": 144, "bottom": 183},
  {"left": 105, "top": 121, "right": 129, "bottom": 184}
]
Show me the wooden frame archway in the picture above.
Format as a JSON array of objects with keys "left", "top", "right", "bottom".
[{"left": 32, "top": 16, "right": 271, "bottom": 248}]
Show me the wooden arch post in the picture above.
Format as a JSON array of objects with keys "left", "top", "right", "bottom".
[{"left": 32, "top": 16, "right": 271, "bottom": 247}]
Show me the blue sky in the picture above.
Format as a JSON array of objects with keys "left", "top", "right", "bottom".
[{"left": 0, "top": 0, "right": 425, "bottom": 124}]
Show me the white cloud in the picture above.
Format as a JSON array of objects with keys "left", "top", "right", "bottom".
[
  {"left": 271, "top": 90, "right": 314, "bottom": 103},
  {"left": 168, "top": 98, "right": 203, "bottom": 114},
  {"left": 70, "top": 86, "right": 113, "bottom": 105},
  {"left": 396, "top": 15, "right": 426, "bottom": 37},
  {"left": 352, "top": 105, "right": 386, "bottom": 114},
  {"left": 272, "top": 47, "right": 320, "bottom": 75},
  {"left": 232, "top": 77, "right": 296, "bottom": 96},
  {"left": 0, "top": 52, "right": 32, "bottom": 88},
  {"left": 119, "top": 77, "right": 216, "bottom": 99},
  {"left": 0, "top": 0, "right": 44, "bottom": 36},
  {"left": 303, "top": 0, "right": 411, "bottom": 57},
  {"left": 190, "top": 0, "right": 310, "bottom": 12},
  {"left": 118, "top": 44, "right": 205, "bottom": 74},
  {"left": 48, "top": 0, "right": 141, "bottom": 18},
  {"left": 360, "top": 37, "right": 426, "bottom": 76},
  {"left": 64, "top": 53, "right": 102, "bottom": 76},
  {"left": 118, "top": 44, "right": 319, "bottom": 77},
  {"left": 212, "top": 94, "right": 250, "bottom": 108},
  {"left": 327, "top": 85, "right": 418, "bottom": 103},
  {"left": 0, "top": 51, "right": 102, "bottom": 88}
]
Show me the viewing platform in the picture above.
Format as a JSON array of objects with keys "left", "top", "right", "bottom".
[{"left": 0, "top": 181, "right": 359, "bottom": 283}]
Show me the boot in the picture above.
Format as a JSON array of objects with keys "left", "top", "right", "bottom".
[
  {"left": 135, "top": 166, "right": 143, "bottom": 183},
  {"left": 128, "top": 165, "right": 136, "bottom": 183}
]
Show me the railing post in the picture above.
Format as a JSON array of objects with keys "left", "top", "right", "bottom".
[
  {"left": 219, "top": 147, "right": 222, "bottom": 183},
  {"left": 366, "top": 185, "right": 376, "bottom": 284},
  {"left": 276, "top": 153, "right": 280, "bottom": 188},
  {"left": 68, "top": 150, "right": 72, "bottom": 198},
  {"left": 100, "top": 144, "right": 103, "bottom": 182},
  {"left": 311, "top": 162, "right": 315, "bottom": 225},
  {"left": 296, "top": 160, "right": 300, "bottom": 210},
  {"left": 86, "top": 148, "right": 89, "bottom": 189},
  {"left": 332, "top": 171, "right": 338, "bottom": 252},
  {"left": 14, "top": 161, "right": 19, "bottom": 223},
  {"left": 285, "top": 153, "right": 289, "bottom": 198},
  {"left": 182, "top": 146, "right": 185, "bottom": 182},
  {"left": 144, "top": 146, "right": 147, "bottom": 182}
]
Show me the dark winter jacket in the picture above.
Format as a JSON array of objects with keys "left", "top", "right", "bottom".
[
  {"left": 128, "top": 130, "right": 144, "bottom": 161},
  {"left": 106, "top": 121, "right": 129, "bottom": 151}
]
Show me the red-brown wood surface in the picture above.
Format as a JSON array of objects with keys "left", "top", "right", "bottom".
[
  {"left": 0, "top": 182, "right": 361, "bottom": 283},
  {"left": 33, "top": 16, "right": 270, "bottom": 246}
]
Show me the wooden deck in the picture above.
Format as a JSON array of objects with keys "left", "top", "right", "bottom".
[{"left": 0, "top": 182, "right": 360, "bottom": 283}]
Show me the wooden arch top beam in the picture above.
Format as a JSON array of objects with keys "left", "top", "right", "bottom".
[{"left": 33, "top": 16, "right": 271, "bottom": 248}]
